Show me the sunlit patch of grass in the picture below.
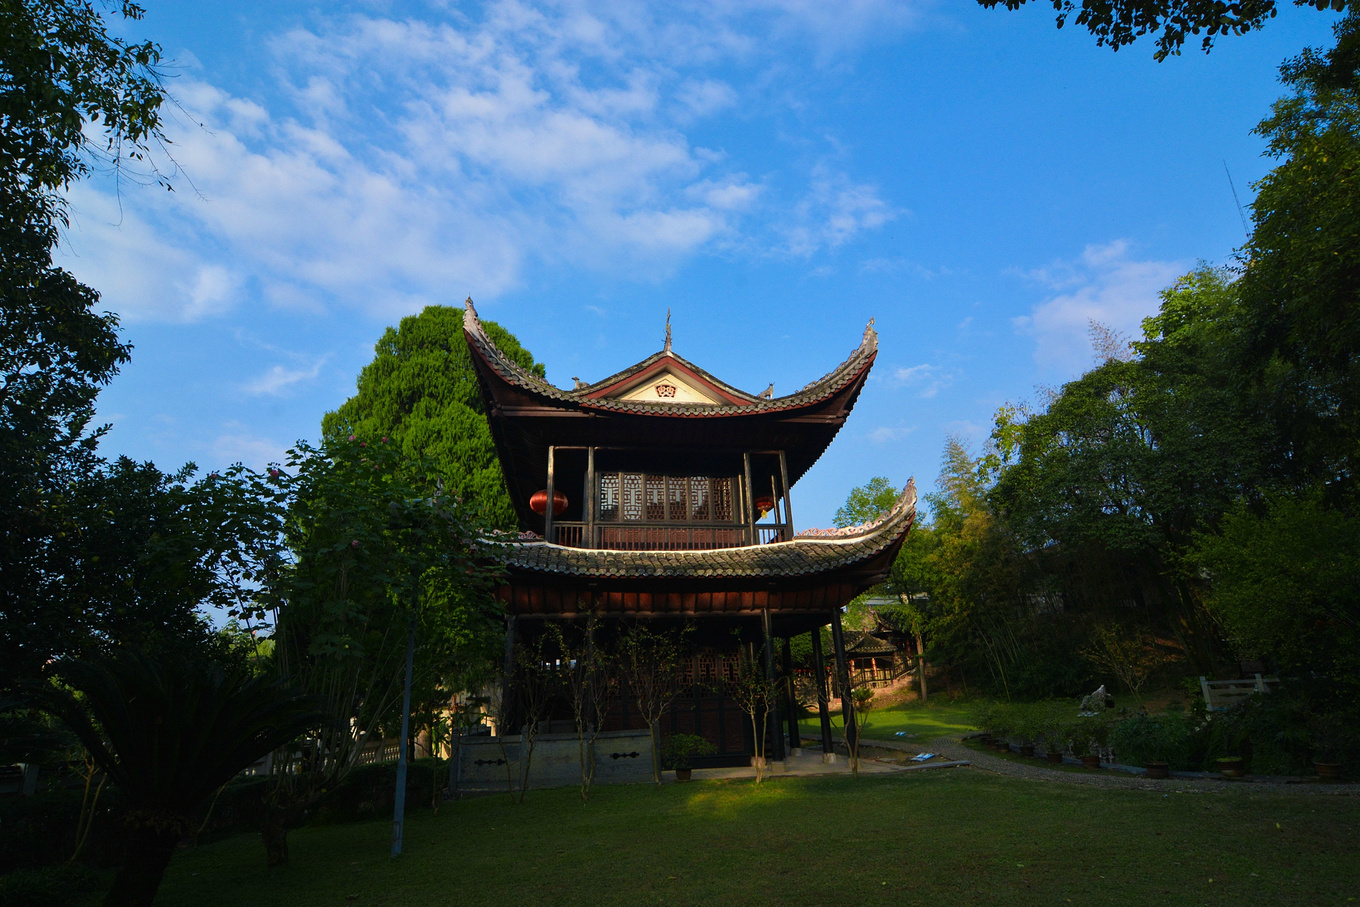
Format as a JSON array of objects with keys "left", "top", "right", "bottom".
[{"left": 801, "top": 696, "right": 979, "bottom": 742}]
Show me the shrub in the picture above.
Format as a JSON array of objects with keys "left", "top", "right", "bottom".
[{"left": 1110, "top": 708, "right": 1194, "bottom": 768}]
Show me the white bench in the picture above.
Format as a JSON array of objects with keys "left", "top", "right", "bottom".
[{"left": 1200, "top": 674, "right": 1276, "bottom": 711}]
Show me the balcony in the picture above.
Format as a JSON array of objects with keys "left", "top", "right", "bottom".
[{"left": 548, "top": 521, "right": 791, "bottom": 550}]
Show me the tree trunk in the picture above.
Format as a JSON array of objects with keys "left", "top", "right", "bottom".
[
  {"left": 261, "top": 804, "right": 292, "bottom": 867},
  {"left": 103, "top": 823, "right": 181, "bottom": 907},
  {"left": 916, "top": 632, "right": 928, "bottom": 703}
]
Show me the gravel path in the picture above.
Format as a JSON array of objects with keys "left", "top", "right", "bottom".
[{"left": 860, "top": 736, "right": 1358, "bottom": 796}]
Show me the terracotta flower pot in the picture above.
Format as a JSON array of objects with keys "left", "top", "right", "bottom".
[
  {"left": 1216, "top": 756, "right": 1246, "bottom": 778},
  {"left": 675, "top": 768, "right": 693, "bottom": 782},
  {"left": 1315, "top": 762, "right": 1343, "bottom": 782},
  {"left": 1019, "top": 744, "right": 1036, "bottom": 758},
  {"left": 1144, "top": 761, "right": 1170, "bottom": 780},
  {"left": 1046, "top": 751, "right": 1064, "bottom": 764},
  {"left": 1080, "top": 754, "right": 1101, "bottom": 769}
]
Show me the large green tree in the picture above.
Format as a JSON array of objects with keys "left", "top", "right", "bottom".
[
  {"left": 976, "top": 0, "right": 1349, "bottom": 61},
  {"left": 323, "top": 305, "right": 543, "bottom": 531},
  {"left": 1237, "top": 11, "right": 1360, "bottom": 492}
]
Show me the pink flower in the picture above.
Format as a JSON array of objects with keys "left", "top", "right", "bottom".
[
  {"left": 349, "top": 434, "right": 356, "bottom": 441},
  {"left": 360, "top": 441, "right": 367, "bottom": 447},
  {"left": 269, "top": 468, "right": 280, "bottom": 478},
  {"left": 381, "top": 437, "right": 388, "bottom": 443},
  {"left": 351, "top": 540, "right": 359, "bottom": 548}
]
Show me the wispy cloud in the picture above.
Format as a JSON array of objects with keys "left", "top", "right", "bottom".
[
  {"left": 869, "top": 424, "right": 917, "bottom": 443},
  {"left": 1011, "top": 240, "right": 1185, "bottom": 375},
  {"left": 58, "top": 2, "right": 917, "bottom": 324},
  {"left": 243, "top": 357, "right": 328, "bottom": 396},
  {"left": 887, "top": 363, "right": 951, "bottom": 398}
]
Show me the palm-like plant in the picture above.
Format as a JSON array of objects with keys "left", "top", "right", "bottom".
[{"left": 39, "top": 649, "right": 326, "bottom": 907}]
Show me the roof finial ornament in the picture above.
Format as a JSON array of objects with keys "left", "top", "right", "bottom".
[
  {"left": 760, "top": 383, "right": 774, "bottom": 400},
  {"left": 864, "top": 316, "right": 875, "bottom": 339},
  {"left": 466, "top": 296, "right": 478, "bottom": 318},
  {"left": 664, "top": 309, "right": 672, "bottom": 353}
]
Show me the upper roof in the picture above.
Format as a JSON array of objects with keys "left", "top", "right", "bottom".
[{"left": 463, "top": 299, "right": 877, "bottom": 418}]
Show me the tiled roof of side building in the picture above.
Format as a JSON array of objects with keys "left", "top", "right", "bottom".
[
  {"left": 462, "top": 298, "right": 877, "bottom": 417},
  {"left": 499, "top": 480, "right": 916, "bottom": 579}
]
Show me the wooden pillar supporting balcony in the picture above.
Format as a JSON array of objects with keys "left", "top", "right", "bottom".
[
  {"left": 544, "top": 446, "right": 556, "bottom": 542},
  {"left": 761, "top": 608, "right": 785, "bottom": 762},
  {"left": 778, "top": 449, "right": 795, "bottom": 540},
  {"left": 830, "top": 606, "right": 858, "bottom": 750},
  {"left": 812, "top": 628, "right": 834, "bottom": 755},
  {"left": 781, "top": 636, "right": 800, "bottom": 751}
]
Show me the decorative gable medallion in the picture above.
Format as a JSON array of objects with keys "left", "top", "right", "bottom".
[{"left": 615, "top": 368, "right": 724, "bottom": 404}]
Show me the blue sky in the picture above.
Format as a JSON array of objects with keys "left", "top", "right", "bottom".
[{"left": 61, "top": 0, "right": 1343, "bottom": 529}]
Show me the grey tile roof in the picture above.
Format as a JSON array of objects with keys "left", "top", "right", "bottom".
[
  {"left": 501, "top": 481, "right": 916, "bottom": 579},
  {"left": 463, "top": 298, "right": 877, "bottom": 417}
]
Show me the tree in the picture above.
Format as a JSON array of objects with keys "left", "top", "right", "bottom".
[
  {"left": 39, "top": 648, "right": 325, "bottom": 907},
  {"left": 976, "top": 0, "right": 1349, "bottom": 61},
  {"left": 1, "top": 0, "right": 166, "bottom": 694},
  {"left": 618, "top": 623, "right": 684, "bottom": 786},
  {"left": 833, "top": 476, "right": 902, "bottom": 528},
  {"left": 257, "top": 435, "right": 504, "bottom": 865},
  {"left": 725, "top": 651, "right": 778, "bottom": 783},
  {"left": 322, "top": 305, "right": 544, "bottom": 530},
  {"left": 1237, "top": 11, "right": 1360, "bottom": 493},
  {"left": 1194, "top": 493, "right": 1360, "bottom": 686}
]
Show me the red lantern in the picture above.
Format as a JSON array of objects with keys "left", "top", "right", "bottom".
[
  {"left": 754, "top": 495, "right": 776, "bottom": 514},
  {"left": 530, "top": 489, "right": 568, "bottom": 516}
]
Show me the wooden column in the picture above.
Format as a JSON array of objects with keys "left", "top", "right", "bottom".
[
  {"left": 544, "top": 446, "right": 556, "bottom": 543},
  {"left": 777, "top": 449, "right": 795, "bottom": 540},
  {"left": 501, "top": 614, "right": 518, "bottom": 734},
  {"left": 781, "top": 636, "right": 800, "bottom": 752},
  {"left": 585, "top": 446, "right": 596, "bottom": 548},
  {"left": 761, "top": 608, "right": 785, "bottom": 762},
  {"left": 742, "top": 452, "right": 757, "bottom": 546},
  {"left": 830, "top": 606, "right": 857, "bottom": 750},
  {"left": 811, "top": 628, "right": 834, "bottom": 755}
]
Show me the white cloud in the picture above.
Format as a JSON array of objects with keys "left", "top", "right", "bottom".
[
  {"left": 1012, "top": 240, "right": 1186, "bottom": 375},
  {"left": 206, "top": 424, "right": 289, "bottom": 469},
  {"left": 869, "top": 424, "right": 917, "bottom": 443},
  {"left": 58, "top": 2, "right": 917, "bottom": 324},
  {"left": 888, "top": 363, "right": 951, "bottom": 398},
  {"left": 786, "top": 166, "right": 898, "bottom": 256},
  {"left": 243, "top": 357, "right": 328, "bottom": 396}
]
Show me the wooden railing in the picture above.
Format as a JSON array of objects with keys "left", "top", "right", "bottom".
[{"left": 548, "top": 522, "right": 791, "bottom": 550}]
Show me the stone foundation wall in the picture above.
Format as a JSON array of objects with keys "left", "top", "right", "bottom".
[{"left": 455, "top": 729, "right": 655, "bottom": 791}]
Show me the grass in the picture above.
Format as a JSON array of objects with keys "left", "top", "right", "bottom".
[
  {"left": 799, "top": 695, "right": 978, "bottom": 743},
  {"left": 155, "top": 769, "right": 1360, "bottom": 907}
]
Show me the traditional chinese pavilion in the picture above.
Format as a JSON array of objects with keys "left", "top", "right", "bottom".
[{"left": 463, "top": 301, "right": 916, "bottom": 766}]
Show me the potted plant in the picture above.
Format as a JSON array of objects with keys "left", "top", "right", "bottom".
[
  {"left": 662, "top": 734, "right": 716, "bottom": 782},
  {"left": 1309, "top": 708, "right": 1351, "bottom": 782},
  {"left": 1110, "top": 708, "right": 1191, "bottom": 780},
  {"left": 1035, "top": 707, "right": 1067, "bottom": 764},
  {"left": 1073, "top": 714, "right": 1110, "bottom": 769},
  {"left": 1215, "top": 754, "right": 1247, "bottom": 778},
  {"left": 1012, "top": 703, "right": 1041, "bottom": 758}
]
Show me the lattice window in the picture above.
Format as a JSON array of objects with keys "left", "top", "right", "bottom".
[
  {"left": 596, "top": 472, "right": 738, "bottom": 524},
  {"left": 621, "top": 473, "right": 643, "bottom": 521},
  {"left": 645, "top": 475, "right": 666, "bottom": 521},
  {"left": 598, "top": 473, "right": 619, "bottom": 522},
  {"left": 711, "top": 477, "right": 733, "bottom": 522},
  {"left": 689, "top": 476, "right": 709, "bottom": 521},
  {"left": 667, "top": 477, "right": 687, "bottom": 521}
]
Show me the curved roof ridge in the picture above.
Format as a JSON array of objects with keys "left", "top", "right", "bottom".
[
  {"left": 465, "top": 299, "right": 879, "bottom": 416},
  {"left": 463, "top": 298, "right": 570, "bottom": 398},
  {"left": 793, "top": 477, "right": 916, "bottom": 541}
]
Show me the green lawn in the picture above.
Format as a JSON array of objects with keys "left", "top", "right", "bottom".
[
  {"left": 799, "top": 696, "right": 978, "bottom": 742},
  {"left": 156, "top": 770, "right": 1359, "bottom": 907}
]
